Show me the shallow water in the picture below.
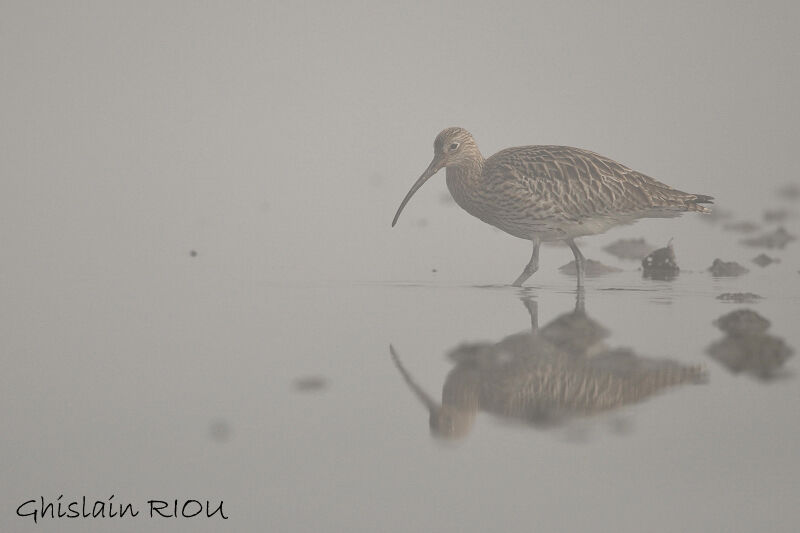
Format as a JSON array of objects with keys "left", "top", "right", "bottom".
[
  {"left": 3, "top": 187, "right": 799, "bottom": 532},
  {"left": 4, "top": 245, "right": 800, "bottom": 531}
]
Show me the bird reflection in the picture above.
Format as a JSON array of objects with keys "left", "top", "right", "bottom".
[{"left": 391, "top": 292, "right": 706, "bottom": 439}]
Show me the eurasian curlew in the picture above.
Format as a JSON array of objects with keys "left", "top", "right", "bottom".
[{"left": 392, "top": 128, "right": 713, "bottom": 286}]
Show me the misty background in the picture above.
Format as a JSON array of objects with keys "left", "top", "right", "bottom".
[
  {"left": 3, "top": 2, "right": 798, "bottom": 287},
  {"left": 2, "top": 2, "right": 799, "bottom": 533}
]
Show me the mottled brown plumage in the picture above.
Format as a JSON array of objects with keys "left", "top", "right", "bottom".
[{"left": 392, "top": 127, "right": 713, "bottom": 286}]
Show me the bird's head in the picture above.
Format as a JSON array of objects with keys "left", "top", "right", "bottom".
[
  {"left": 432, "top": 127, "right": 479, "bottom": 167},
  {"left": 392, "top": 127, "right": 480, "bottom": 227}
]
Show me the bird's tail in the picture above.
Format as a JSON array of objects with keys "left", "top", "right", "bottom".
[{"left": 686, "top": 193, "right": 714, "bottom": 213}]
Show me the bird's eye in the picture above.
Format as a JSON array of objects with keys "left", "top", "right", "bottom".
[{"left": 449, "top": 142, "right": 460, "bottom": 150}]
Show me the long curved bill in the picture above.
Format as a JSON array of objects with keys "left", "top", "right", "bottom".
[
  {"left": 389, "top": 345, "right": 440, "bottom": 414},
  {"left": 391, "top": 155, "right": 445, "bottom": 227}
]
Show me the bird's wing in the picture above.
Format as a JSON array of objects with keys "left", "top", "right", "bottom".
[{"left": 484, "top": 146, "right": 710, "bottom": 221}]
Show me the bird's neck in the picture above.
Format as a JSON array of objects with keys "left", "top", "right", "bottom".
[
  {"left": 446, "top": 155, "right": 485, "bottom": 205},
  {"left": 446, "top": 153, "right": 484, "bottom": 183}
]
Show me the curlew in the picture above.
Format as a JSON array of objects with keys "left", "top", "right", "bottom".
[{"left": 392, "top": 128, "right": 713, "bottom": 286}]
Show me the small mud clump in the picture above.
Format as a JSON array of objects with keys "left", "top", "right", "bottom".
[
  {"left": 293, "top": 376, "right": 328, "bottom": 392},
  {"left": 708, "top": 259, "right": 749, "bottom": 277},
  {"left": 209, "top": 419, "right": 232, "bottom": 442},
  {"left": 752, "top": 253, "right": 780, "bottom": 267},
  {"left": 723, "top": 221, "right": 761, "bottom": 234},
  {"left": 603, "top": 238, "right": 656, "bottom": 261},
  {"left": 776, "top": 183, "right": 800, "bottom": 201},
  {"left": 642, "top": 241, "right": 679, "bottom": 280},
  {"left": 716, "top": 293, "right": 763, "bottom": 304},
  {"left": 763, "top": 208, "right": 792, "bottom": 223},
  {"left": 559, "top": 259, "right": 622, "bottom": 277},
  {"left": 707, "top": 309, "right": 793, "bottom": 380},
  {"left": 740, "top": 226, "right": 797, "bottom": 249}
]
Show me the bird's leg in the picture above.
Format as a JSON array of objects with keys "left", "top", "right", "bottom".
[
  {"left": 512, "top": 238, "right": 541, "bottom": 287},
  {"left": 574, "top": 287, "right": 586, "bottom": 313},
  {"left": 520, "top": 297, "right": 539, "bottom": 332},
  {"left": 566, "top": 238, "right": 586, "bottom": 288}
]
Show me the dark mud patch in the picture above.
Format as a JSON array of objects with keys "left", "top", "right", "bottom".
[{"left": 642, "top": 242, "right": 679, "bottom": 280}]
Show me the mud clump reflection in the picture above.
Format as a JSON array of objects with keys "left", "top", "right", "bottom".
[
  {"left": 391, "top": 294, "right": 706, "bottom": 440},
  {"left": 642, "top": 241, "right": 679, "bottom": 281},
  {"left": 717, "top": 293, "right": 763, "bottom": 304},
  {"left": 714, "top": 309, "right": 770, "bottom": 335},
  {"left": 708, "top": 258, "right": 749, "bottom": 277},
  {"left": 707, "top": 309, "right": 793, "bottom": 380}
]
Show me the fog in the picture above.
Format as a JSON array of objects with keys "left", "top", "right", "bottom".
[{"left": 2, "top": 2, "right": 799, "bottom": 532}]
